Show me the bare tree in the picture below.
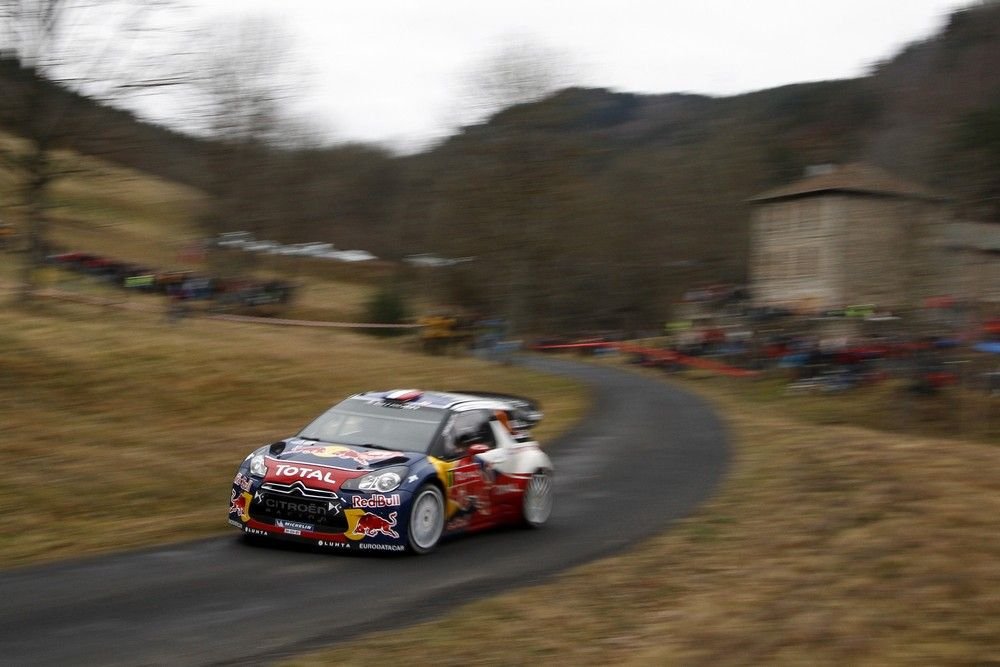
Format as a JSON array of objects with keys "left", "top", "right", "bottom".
[
  {"left": 0, "top": 0, "right": 182, "bottom": 301},
  {"left": 187, "top": 15, "right": 318, "bottom": 275},
  {"left": 441, "top": 40, "right": 579, "bottom": 331},
  {"left": 456, "top": 38, "right": 570, "bottom": 129}
]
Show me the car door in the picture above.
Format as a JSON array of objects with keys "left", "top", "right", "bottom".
[{"left": 444, "top": 409, "right": 499, "bottom": 532}]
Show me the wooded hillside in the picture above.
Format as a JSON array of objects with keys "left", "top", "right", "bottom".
[{"left": 2, "top": 2, "right": 998, "bottom": 331}]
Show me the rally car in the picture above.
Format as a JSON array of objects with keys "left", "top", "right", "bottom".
[{"left": 229, "top": 389, "right": 554, "bottom": 554}]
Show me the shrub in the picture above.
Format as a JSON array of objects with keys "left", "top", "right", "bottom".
[{"left": 365, "top": 281, "right": 410, "bottom": 336}]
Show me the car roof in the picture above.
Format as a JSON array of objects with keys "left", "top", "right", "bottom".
[{"left": 347, "top": 389, "right": 510, "bottom": 412}]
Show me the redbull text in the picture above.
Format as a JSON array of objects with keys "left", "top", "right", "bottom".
[{"left": 352, "top": 494, "right": 401, "bottom": 509}]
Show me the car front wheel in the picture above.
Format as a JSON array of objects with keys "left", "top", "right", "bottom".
[
  {"left": 522, "top": 470, "right": 553, "bottom": 528},
  {"left": 407, "top": 484, "right": 445, "bottom": 554}
]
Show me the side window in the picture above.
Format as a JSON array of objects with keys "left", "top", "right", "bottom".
[
  {"left": 451, "top": 410, "right": 496, "bottom": 453},
  {"left": 438, "top": 415, "right": 457, "bottom": 457}
]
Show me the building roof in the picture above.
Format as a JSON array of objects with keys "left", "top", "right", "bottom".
[{"left": 749, "top": 163, "right": 949, "bottom": 203}]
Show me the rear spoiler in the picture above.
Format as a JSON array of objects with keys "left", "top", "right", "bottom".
[{"left": 448, "top": 390, "right": 543, "bottom": 428}]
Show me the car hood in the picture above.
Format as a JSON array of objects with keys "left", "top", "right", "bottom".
[{"left": 270, "top": 437, "right": 418, "bottom": 471}]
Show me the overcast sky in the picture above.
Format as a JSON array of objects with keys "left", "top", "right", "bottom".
[{"left": 176, "top": 0, "right": 975, "bottom": 151}]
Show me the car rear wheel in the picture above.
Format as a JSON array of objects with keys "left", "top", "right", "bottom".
[
  {"left": 522, "top": 470, "right": 553, "bottom": 528},
  {"left": 408, "top": 484, "right": 445, "bottom": 554}
]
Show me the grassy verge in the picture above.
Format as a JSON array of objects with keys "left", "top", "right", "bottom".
[
  {"left": 0, "top": 300, "right": 586, "bottom": 568},
  {"left": 286, "top": 357, "right": 1000, "bottom": 666},
  {"left": 728, "top": 369, "right": 999, "bottom": 445}
]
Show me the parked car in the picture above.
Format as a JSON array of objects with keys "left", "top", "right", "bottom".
[
  {"left": 404, "top": 253, "right": 474, "bottom": 267},
  {"left": 330, "top": 249, "right": 376, "bottom": 262},
  {"left": 216, "top": 231, "right": 254, "bottom": 248},
  {"left": 244, "top": 240, "right": 280, "bottom": 254},
  {"left": 229, "top": 389, "right": 553, "bottom": 554},
  {"left": 299, "top": 242, "right": 333, "bottom": 256}
]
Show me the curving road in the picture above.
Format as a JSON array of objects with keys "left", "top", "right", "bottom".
[{"left": 0, "top": 357, "right": 728, "bottom": 666}]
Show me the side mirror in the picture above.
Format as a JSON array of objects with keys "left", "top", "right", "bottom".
[{"left": 468, "top": 443, "right": 490, "bottom": 456}]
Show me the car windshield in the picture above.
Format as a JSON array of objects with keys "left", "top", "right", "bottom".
[{"left": 297, "top": 400, "right": 447, "bottom": 453}]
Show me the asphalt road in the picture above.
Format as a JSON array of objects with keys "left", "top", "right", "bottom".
[{"left": 0, "top": 356, "right": 728, "bottom": 666}]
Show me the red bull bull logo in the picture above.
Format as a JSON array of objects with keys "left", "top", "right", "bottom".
[
  {"left": 229, "top": 490, "right": 251, "bottom": 522},
  {"left": 288, "top": 443, "right": 401, "bottom": 464},
  {"left": 346, "top": 510, "right": 399, "bottom": 539}
]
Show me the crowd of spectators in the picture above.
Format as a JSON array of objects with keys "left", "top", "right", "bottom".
[
  {"left": 46, "top": 251, "right": 295, "bottom": 315},
  {"left": 533, "top": 315, "right": 998, "bottom": 397},
  {"left": 666, "top": 313, "right": 1000, "bottom": 396}
]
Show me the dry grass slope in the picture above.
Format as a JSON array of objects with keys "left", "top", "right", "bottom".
[{"left": 0, "top": 299, "right": 585, "bottom": 567}]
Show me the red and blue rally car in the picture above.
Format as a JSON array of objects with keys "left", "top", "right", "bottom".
[{"left": 229, "top": 389, "right": 553, "bottom": 554}]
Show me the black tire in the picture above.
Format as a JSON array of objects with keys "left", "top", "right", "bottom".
[
  {"left": 521, "top": 469, "right": 553, "bottom": 528},
  {"left": 407, "top": 484, "right": 445, "bottom": 554}
]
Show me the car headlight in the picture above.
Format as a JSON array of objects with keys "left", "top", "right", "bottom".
[
  {"left": 249, "top": 452, "right": 268, "bottom": 477},
  {"left": 342, "top": 465, "right": 408, "bottom": 493}
]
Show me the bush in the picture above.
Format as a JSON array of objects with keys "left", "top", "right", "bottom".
[{"left": 365, "top": 281, "right": 410, "bottom": 336}]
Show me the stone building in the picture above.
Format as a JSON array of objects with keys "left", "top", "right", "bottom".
[
  {"left": 938, "top": 221, "right": 1000, "bottom": 306},
  {"left": 747, "top": 163, "right": 956, "bottom": 313}
]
